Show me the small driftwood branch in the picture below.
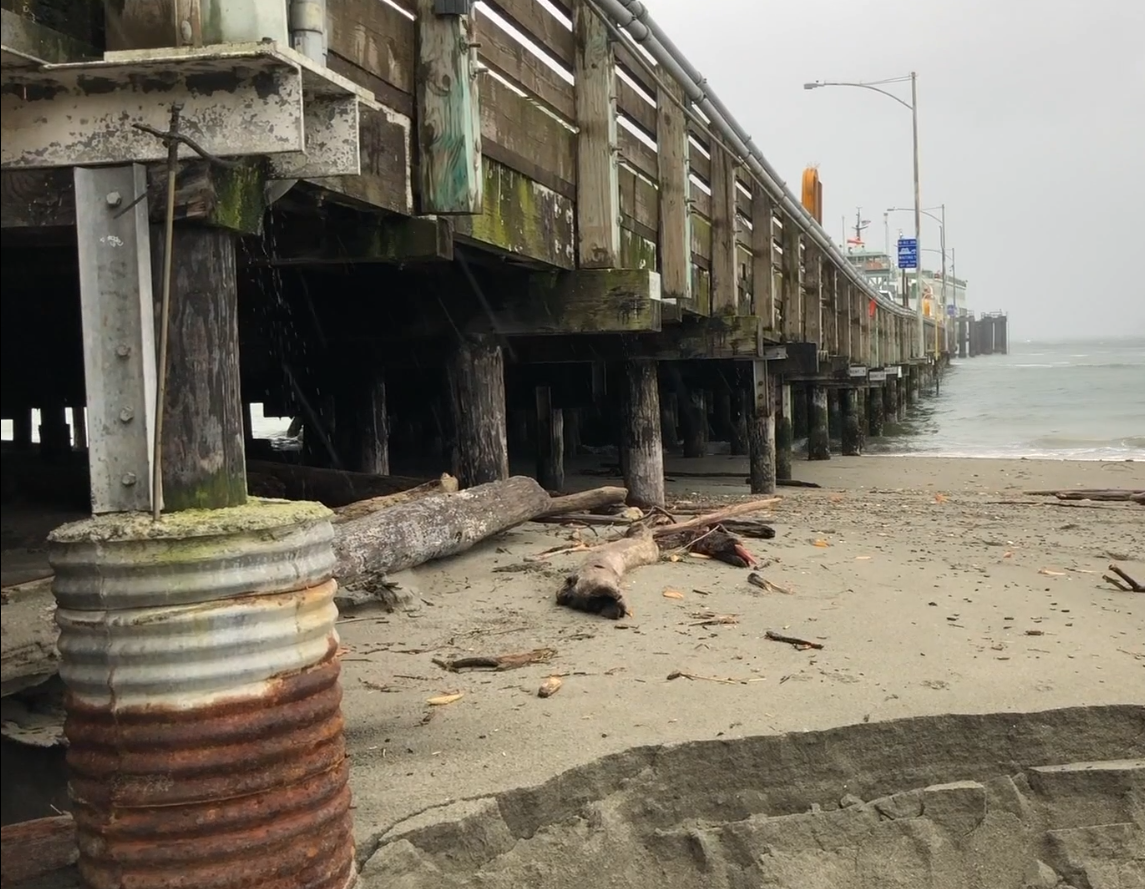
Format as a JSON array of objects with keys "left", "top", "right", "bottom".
[
  {"left": 765, "top": 630, "right": 824, "bottom": 650},
  {"left": 748, "top": 573, "right": 794, "bottom": 595},
  {"left": 557, "top": 529, "right": 659, "bottom": 619},
  {"left": 651, "top": 498, "right": 781, "bottom": 538},
  {"left": 1107, "top": 563, "right": 1144, "bottom": 592},
  {"left": 433, "top": 648, "right": 557, "bottom": 672},
  {"left": 538, "top": 486, "right": 628, "bottom": 518}
]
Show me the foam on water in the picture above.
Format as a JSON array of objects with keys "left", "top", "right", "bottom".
[{"left": 870, "top": 336, "right": 1145, "bottom": 461}]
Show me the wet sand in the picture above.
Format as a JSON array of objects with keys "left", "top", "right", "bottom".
[{"left": 338, "top": 456, "right": 1145, "bottom": 845}]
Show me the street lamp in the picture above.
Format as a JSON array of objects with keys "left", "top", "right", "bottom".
[
  {"left": 889, "top": 204, "right": 946, "bottom": 322},
  {"left": 804, "top": 74, "right": 925, "bottom": 358}
]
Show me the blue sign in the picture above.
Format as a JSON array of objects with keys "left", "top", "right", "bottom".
[
  {"left": 897, "top": 237, "right": 918, "bottom": 270},
  {"left": 946, "top": 303, "right": 957, "bottom": 318}
]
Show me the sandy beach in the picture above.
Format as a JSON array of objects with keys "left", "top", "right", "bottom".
[{"left": 336, "top": 455, "right": 1145, "bottom": 848}]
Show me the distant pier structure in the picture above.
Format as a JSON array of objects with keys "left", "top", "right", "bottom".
[{"left": 957, "top": 312, "right": 1008, "bottom": 358}]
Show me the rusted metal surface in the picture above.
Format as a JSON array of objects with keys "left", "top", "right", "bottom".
[
  {"left": 47, "top": 501, "right": 355, "bottom": 889},
  {"left": 0, "top": 41, "right": 377, "bottom": 175}
]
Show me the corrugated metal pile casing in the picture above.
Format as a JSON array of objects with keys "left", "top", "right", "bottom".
[{"left": 47, "top": 500, "right": 356, "bottom": 889}]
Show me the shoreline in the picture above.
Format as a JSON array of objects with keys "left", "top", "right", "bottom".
[{"left": 338, "top": 454, "right": 1144, "bottom": 845}]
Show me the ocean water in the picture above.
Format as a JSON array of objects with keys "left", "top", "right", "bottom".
[{"left": 869, "top": 337, "right": 1145, "bottom": 461}]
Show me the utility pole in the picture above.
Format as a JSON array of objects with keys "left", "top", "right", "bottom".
[{"left": 910, "top": 71, "right": 924, "bottom": 358}]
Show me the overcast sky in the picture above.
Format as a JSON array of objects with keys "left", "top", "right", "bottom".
[{"left": 646, "top": 0, "right": 1145, "bottom": 341}]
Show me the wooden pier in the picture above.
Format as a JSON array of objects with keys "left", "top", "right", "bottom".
[{"left": 0, "top": 0, "right": 958, "bottom": 513}]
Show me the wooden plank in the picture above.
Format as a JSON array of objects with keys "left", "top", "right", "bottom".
[
  {"left": 485, "top": 0, "right": 575, "bottom": 63},
  {"left": 688, "top": 138, "right": 711, "bottom": 184},
  {"left": 619, "top": 226, "right": 657, "bottom": 271},
  {"left": 74, "top": 165, "right": 158, "bottom": 514},
  {"left": 689, "top": 178, "right": 711, "bottom": 221},
  {"left": 709, "top": 145, "right": 738, "bottom": 314},
  {"left": 616, "top": 73, "right": 657, "bottom": 134},
  {"left": 455, "top": 159, "right": 575, "bottom": 268},
  {"left": 690, "top": 210, "right": 712, "bottom": 263},
  {"left": 480, "top": 73, "right": 575, "bottom": 198},
  {"left": 617, "top": 125, "right": 659, "bottom": 183},
  {"left": 475, "top": 9, "right": 575, "bottom": 120},
  {"left": 573, "top": 0, "right": 619, "bottom": 268},
  {"left": 327, "top": 0, "right": 416, "bottom": 96},
  {"left": 1, "top": 7, "right": 98, "bottom": 62},
  {"left": 0, "top": 814, "right": 77, "bottom": 884},
  {"left": 415, "top": 0, "right": 482, "bottom": 214},
  {"left": 618, "top": 165, "right": 659, "bottom": 237},
  {"left": 752, "top": 187, "right": 775, "bottom": 329}
]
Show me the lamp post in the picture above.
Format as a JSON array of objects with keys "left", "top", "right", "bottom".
[{"left": 804, "top": 73, "right": 925, "bottom": 358}]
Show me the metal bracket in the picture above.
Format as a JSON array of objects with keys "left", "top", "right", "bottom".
[{"left": 0, "top": 42, "right": 378, "bottom": 177}]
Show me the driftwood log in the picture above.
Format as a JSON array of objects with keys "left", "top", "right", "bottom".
[
  {"left": 1025, "top": 488, "right": 1145, "bottom": 503},
  {"left": 334, "top": 475, "right": 551, "bottom": 588},
  {"left": 0, "top": 814, "right": 77, "bottom": 884},
  {"left": 1, "top": 578, "right": 60, "bottom": 698},
  {"left": 539, "top": 486, "right": 628, "bottom": 518},
  {"left": 247, "top": 459, "right": 445, "bottom": 508},
  {"left": 332, "top": 474, "right": 459, "bottom": 523},
  {"left": 557, "top": 529, "right": 659, "bottom": 619}
]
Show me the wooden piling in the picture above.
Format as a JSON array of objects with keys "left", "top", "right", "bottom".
[
  {"left": 746, "top": 362, "right": 776, "bottom": 494},
  {"left": 535, "top": 386, "right": 564, "bottom": 492},
  {"left": 841, "top": 388, "right": 862, "bottom": 456},
  {"left": 792, "top": 385, "right": 809, "bottom": 440},
  {"left": 620, "top": 359, "right": 664, "bottom": 508},
  {"left": 775, "top": 382, "right": 793, "bottom": 481},
  {"left": 730, "top": 389, "right": 749, "bottom": 456},
  {"left": 151, "top": 225, "right": 247, "bottom": 510},
  {"left": 868, "top": 384, "right": 885, "bottom": 436},
  {"left": 807, "top": 386, "right": 830, "bottom": 461},
  {"left": 681, "top": 390, "right": 707, "bottom": 458},
  {"left": 827, "top": 388, "right": 842, "bottom": 441},
  {"left": 660, "top": 392, "right": 679, "bottom": 450},
  {"left": 563, "top": 407, "right": 582, "bottom": 459},
  {"left": 882, "top": 380, "right": 895, "bottom": 426},
  {"left": 447, "top": 337, "right": 509, "bottom": 488},
  {"left": 38, "top": 405, "right": 71, "bottom": 462},
  {"left": 70, "top": 405, "right": 87, "bottom": 450}
]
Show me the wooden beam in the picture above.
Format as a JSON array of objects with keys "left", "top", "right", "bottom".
[
  {"left": 253, "top": 214, "right": 453, "bottom": 265},
  {"left": 74, "top": 164, "right": 159, "bottom": 514},
  {"left": 656, "top": 77, "right": 691, "bottom": 311},
  {"left": 709, "top": 147, "right": 738, "bottom": 314},
  {"left": 1, "top": 160, "right": 267, "bottom": 235},
  {"left": 507, "top": 268, "right": 662, "bottom": 334},
  {"left": 415, "top": 0, "right": 482, "bottom": 215},
  {"left": 573, "top": 0, "right": 620, "bottom": 268},
  {"left": 751, "top": 182, "right": 776, "bottom": 331}
]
